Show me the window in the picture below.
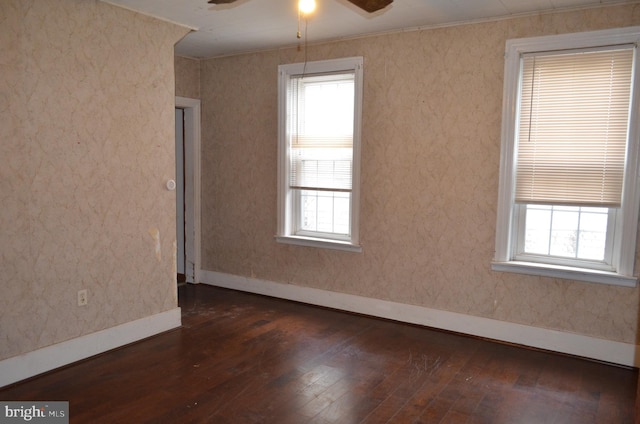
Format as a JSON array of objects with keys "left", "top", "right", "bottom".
[
  {"left": 276, "top": 57, "right": 363, "bottom": 252},
  {"left": 492, "top": 27, "right": 640, "bottom": 286}
]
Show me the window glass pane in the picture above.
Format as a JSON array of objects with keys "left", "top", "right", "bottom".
[
  {"left": 577, "top": 210, "right": 608, "bottom": 260},
  {"left": 302, "top": 80, "right": 354, "bottom": 137},
  {"left": 524, "top": 207, "right": 551, "bottom": 254},
  {"left": 300, "top": 191, "right": 317, "bottom": 231},
  {"left": 553, "top": 205, "right": 579, "bottom": 212},
  {"left": 299, "top": 190, "right": 350, "bottom": 236},
  {"left": 316, "top": 193, "right": 334, "bottom": 232},
  {"left": 333, "top": 194, "right": 350, "bottom": 235},
  {"left": 549, "top": 209, "right": 579, "bottom": 257},
  {"left": 581, "top": 206, "right": 606, "bottom": 213},
  {"left": 523, "top": 204, "right": 608, "bottom": 261}
]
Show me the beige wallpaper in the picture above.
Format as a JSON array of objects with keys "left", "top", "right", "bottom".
[
  {"left": 200, "top": 3, "right": 640, "bottom": 344},
  {"left": 0, "top": 0, "right": 189, "bottom": 360},
  {"left": 175, "top": 55, "right": 201, "bottom": 99}
]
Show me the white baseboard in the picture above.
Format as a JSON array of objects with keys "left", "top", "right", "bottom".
[
  {"left": 0, "top": 308, "right": 181, "bottom": 388},
  {"left": 200, "top": 270, "right": 639, "bottom": 367}
]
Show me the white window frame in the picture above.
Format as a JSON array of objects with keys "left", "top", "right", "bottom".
[
  {"left": 276, "top": 57, "right": 363, "bottom": 252},
  {"left": 492, "top": 27, "right": 640, "bottom": 287}
]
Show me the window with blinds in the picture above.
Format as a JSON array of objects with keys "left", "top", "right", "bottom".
[
  {"left": 289, "top": 73, "right": 354, "bottom": 238},
  {"left": 277, "top": 57, "right": 363, "bottom": 251},
  {"left": 492, "top": 27, "right": 640, "bottom": 286},
  {"left": 515, "top": 47, "right": 634, "bottom": 207}
]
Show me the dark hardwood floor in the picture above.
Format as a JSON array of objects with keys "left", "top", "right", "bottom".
[{"left": 1, "top": 284, "right": 637, "bottom": 423}]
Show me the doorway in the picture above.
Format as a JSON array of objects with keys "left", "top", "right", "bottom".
[{"left": 175, "top": 97, "right": 201, "bottom": 284}]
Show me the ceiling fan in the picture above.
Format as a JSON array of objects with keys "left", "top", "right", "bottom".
[{"left": 207, "top": 0, "right": 393, "bottom": 13}]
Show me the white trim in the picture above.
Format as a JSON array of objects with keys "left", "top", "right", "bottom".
[
  {"left": 0, "top": 308, "right": 181, "bottom": 388},
  {"left": 175, "top": 108, "right": 186, "bottom": 274},
  {"left": 200, "top": 270, "right": 639, "bottom": 367},
  {"left": 176, "top": 96, "right": 201, "bottom": 284},
  {"left": 491, "top": 261, "right": 637, "bottom": 287},
  {"left": 275, "top": 235, "right": 362, "bottom": 252}
]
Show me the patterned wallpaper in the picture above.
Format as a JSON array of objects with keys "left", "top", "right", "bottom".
[
  {"left": 200, "top": 4, "right": 640, "bottom": 344},
  {"left": 0, "top": 0, "right": 189, "bottom": 360},
  {"left": 175, "top": 55, "right": 200, "bottom": 100}
]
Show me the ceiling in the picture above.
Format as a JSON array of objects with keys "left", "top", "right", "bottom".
[{"left": 103, "top": 0, "right": 631, "bottom": 58}]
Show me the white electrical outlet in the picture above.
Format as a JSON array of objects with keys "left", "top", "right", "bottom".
[{"left": 78, "top": 289, "right": 88, "bottom": 306}]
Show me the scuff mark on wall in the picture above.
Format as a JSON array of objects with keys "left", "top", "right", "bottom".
[{"left": 148, "top": 228, "right": 162, "bottom": 262}]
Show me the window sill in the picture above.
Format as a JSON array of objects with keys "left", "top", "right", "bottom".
[
  {"left": 491, "top": 260, "right": 637, "bottom": 287},
  {"left": 275, "top": 235, "right": 362, "bottom": 253}
]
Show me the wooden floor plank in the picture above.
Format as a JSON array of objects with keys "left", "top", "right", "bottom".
[{"left": 0, "top": 284, "right": 636, "bottom": 423}]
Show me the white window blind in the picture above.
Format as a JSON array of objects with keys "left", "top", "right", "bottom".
[
  {"left": 515, "top": 46, "right": 635, "bottom": 207},
  {"left": 288, "top": 72, "right": 355, "bottom": 193}
]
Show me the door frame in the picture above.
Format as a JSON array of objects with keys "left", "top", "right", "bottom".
[{"left": 176, "top": 96, "right": 201, "bottom": 284}]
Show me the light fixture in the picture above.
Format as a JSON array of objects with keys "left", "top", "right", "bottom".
[
  {"left": 297, "top": 0, "right": 315, "bottom": 39},
  {"left": 298, "top": 0, "right": 316, "bottom": 15}
]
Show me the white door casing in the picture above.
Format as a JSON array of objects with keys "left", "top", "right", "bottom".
[{"left": 175, "top": 96, "right": 201, "bottom": 284}]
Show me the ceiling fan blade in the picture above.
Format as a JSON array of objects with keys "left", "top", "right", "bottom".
[
  {"left": 347, "top": 0, "right": 393, "bottom": 13},
  {"left": 208, "top": 0, "right": 238, "bottom": 4}
]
